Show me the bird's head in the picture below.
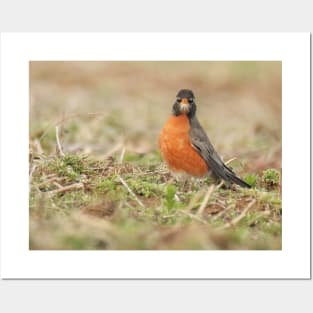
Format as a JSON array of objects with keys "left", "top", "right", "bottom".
[{"left": 172, "top": 89, "right": 196, "bottom": 117}]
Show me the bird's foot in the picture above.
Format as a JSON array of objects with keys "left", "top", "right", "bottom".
[{"left": 220, "top": 181, "right": 238, "bottom": 190}]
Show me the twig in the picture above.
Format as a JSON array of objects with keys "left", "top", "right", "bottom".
[
  {"left": 214, "top": 201, "right": 227, "bottom": 210},
  {"left": 55, "top": 126, "right": 65, "bottom": 156},
  {"left": 53, "top": 181, "right": 64, "bottom": 189},
  {"left": 218, "top": 199, "right": 256, "bottom": 230},
  {"left": 211, "top": 203, "right": 235, "bottom": 221},
  {"left": 46, "top": 173, "right": 57, "bottom": 179},
  {"left": 117, "top": 175, "right": 145, "bottom": 209},
  {"left": 48, "top": 182, "right": 84, "bottom": 195},
  {"left": 180, "top": 211, "right": 207, "bottom": 224},
  {"left": 36, "top": 176, "right": 63, "bottom": 187}
]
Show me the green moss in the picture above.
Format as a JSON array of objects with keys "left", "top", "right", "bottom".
[
  {"left": 97, "top": 177, "right": 118, "bottom": 192},
  {"left": 164, "top": 184, "right": 177, "bottom": 212},
  {"left": 262, "top": 168, "right": 280, "bottom": 186},
  {"left": 243, "top": 173, "right": 259, "bottom": 187},
  {"left": 126, "top": 178, "right": 163, "bottom": 198},
  {"left": 44, "top": 154, "right": 90, "bottom": 182},
  {"left": 259, "top": 191, "right": 281, "bottom": 207}
]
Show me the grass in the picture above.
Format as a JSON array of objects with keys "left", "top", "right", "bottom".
[
  {"left": 29, "top": 61, "right": 282, "bottom": 250},
  {"left": 30, "top": 153, "right": 282, "bottom": 250}
]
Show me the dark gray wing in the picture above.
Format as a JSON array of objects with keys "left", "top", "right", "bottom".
[{"left": 189, "top": 116, "right": 250, "bottom": 188}]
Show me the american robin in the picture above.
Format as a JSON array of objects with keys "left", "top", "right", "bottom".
[{"left": 159, "top": 89, "right": 251, "bottom": 188}]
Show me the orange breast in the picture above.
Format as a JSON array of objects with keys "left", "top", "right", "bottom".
[{"left": 159, "top": 114, "right": 208, "bottom": 177}]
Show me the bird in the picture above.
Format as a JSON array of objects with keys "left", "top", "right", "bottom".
[{"left": 159, "top": 89, "right": 251, "bottom": 188}]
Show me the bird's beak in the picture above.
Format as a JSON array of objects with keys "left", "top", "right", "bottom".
[{"left": 180, "top": 98, "right": 189, "bottom": 112}]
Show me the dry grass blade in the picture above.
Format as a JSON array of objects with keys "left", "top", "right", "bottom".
[
  {"left": 225, "top": 157, "right": 237, "bottom": 165},
  {"left": 117, "top": 174, "right": 145, "bottom": 209},
  {"left": 174, "top": 193, "right": 181, "bottom": 202},
  {"left": 103, "top": 141, "right": 124, "bottom": 159},
  {"left": 29, "top": 164, "right": 37, "bottom": 183},
  {"left": 34, "top": 139, "right": 43, "bottom": 154},
  {"left": 55, "top": 126, "right": 65, "bottom": 156},
  {"left": 180, "top": 211, "right": 207, "bottom": 224},
  {"left": 197, "top": 184, "right": 216, "bottom": 215},
  {"left": 211, "top": 203, "right": 235, "bottom": 221},
  {"left": 52, "top": 181, "right": 63, "bottom": 189},
  {"left": 39, "top": 112, "right": 109, "bottom": 142},
  {"left": 48, "top": 182, "right": 84, "bottom": 195},
  {"left": 186, "top": 189, "right": 205, "bottom": 211},
  {"left": 37, "top": 176, "right": 62, "bottom": 187},
  {"left": 197, "top": 181, "right": 224, "bottom": 215},
  {"left": 218, "top": 199, "right": 256, "bottom": 230},
  {"left": 119, "top": 146, "right": 126, "bottom": 164}
]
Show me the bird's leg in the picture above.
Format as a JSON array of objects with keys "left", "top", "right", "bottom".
[
  {"left": 220, "top": 180, "right": 237, "bottom": 190},
  {"left": 221, "top": 180, "right": 231, "bottom": 189},
  {"left": 201, "top": 173, "right": 219, "bottom": 189},
  {"left": 171, "top": 173, "right": 187, "bottom": 190},
  {"left": 190, "top": 176, "right": 202, "bottom": 190},
  {"left": 181, "top": 176, "right": 190, "bottom": 192}
]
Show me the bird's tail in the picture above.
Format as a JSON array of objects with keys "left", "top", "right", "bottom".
[{"left": 224, "top": 165, "right": 251, "bottom": 188}]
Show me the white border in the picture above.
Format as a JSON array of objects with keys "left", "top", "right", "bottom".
[{"left": 0, "top": 33, "right": 310, "bottom": 279}]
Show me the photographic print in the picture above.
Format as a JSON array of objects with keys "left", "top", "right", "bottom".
[
  {"left": 29, "top": 61, "right": 282, "bottom": 250},
  {"left": 1, "top": 33, "right": 310, "bottom": 279}
]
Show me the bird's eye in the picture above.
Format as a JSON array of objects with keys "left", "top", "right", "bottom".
[
  {"left": 176, "top": 98, "right": 182, "bottom": 102},
  {"left": 188, "top": 98, "right": 193, "bottom": 103}
]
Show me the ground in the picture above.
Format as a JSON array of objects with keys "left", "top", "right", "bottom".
[{"left": 29, "top": 61, "right": 282, "bottom": 250}]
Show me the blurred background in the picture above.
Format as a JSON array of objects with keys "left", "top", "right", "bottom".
[{"left": 30, "top": 61, "right": 281, "bottom": 173}]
